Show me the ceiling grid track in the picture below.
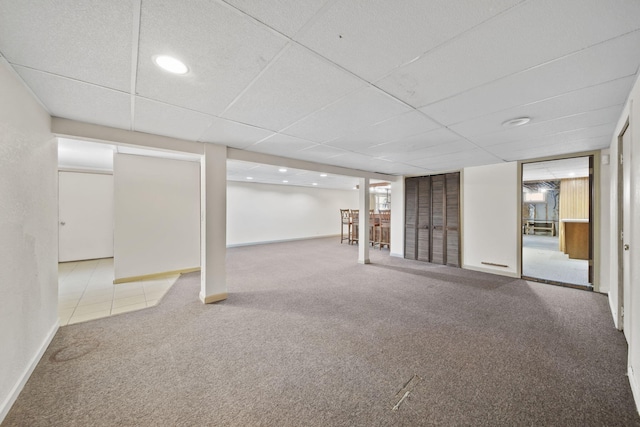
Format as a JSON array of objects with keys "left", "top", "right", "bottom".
[{"left": 129, "top": 0, "right": 143, "bottom": 132}]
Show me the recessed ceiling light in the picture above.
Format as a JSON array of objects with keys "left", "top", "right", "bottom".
[
  {"left": 153, "top": 55, "right": 188, "bottom": 74},
  {"left": 502, "top": 117, "right": 531, "bottom": 127},
  {"left": 282, "top": 180, "right": 288, "bottom": 183},
  {"left": 279, "top": 168, "right": 287, "bottom": 172},
  {"left": 312, "top": 183, "right": 318, "bottom": 186},
  {"left": 246, "top": 176, "right": 253, "bottom": 180},
  {"left": 320, "top": 173, "right": 327, "bottom": 177},
  {"left": 568, "top": 172, "right": 575, "bottom": 177}
]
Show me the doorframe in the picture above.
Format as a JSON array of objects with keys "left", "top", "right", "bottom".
[
  {"left": 617, "top": 119, "right": 630, "bottom": 332},
  {"left": 518, "top": 150, "right": 601, "bottom": 292}
]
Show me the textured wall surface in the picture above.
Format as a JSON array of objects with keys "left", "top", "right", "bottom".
[{"left": 0, "top": 61, "right": 57, "bottom": 421}]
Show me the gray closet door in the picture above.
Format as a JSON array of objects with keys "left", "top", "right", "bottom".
[
  {"left": 431, "top": 175, "right": 445, "bottom": 264},
  {"left": 445, "top": 172, "right": 461, "bottom": 267},
  {"left": 417, "top": 177, "right": 431, "bottom": 262},
  {"left": 405, "top": 173, "right": 460, "bottom": 267}
]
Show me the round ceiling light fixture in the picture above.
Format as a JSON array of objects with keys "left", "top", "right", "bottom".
[
  {"left": 153, "top": 55, "right": 189, "bottom": 75},
  {"left": 501, "top": 117, "right": 531, "bottom": 127}
]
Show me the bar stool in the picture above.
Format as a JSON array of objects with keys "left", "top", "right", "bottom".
[
  {"left": 370, "top": 211, "right": 380, "bottom": 247},
  {"left": 377, "top": 210, "right": 391, "bottom": 250},
  {"left": 340, "top": 209, "right": 351, "bottom": 244},
  {"left": 350, "top": 210, "right": 359, "bottom": 244}
]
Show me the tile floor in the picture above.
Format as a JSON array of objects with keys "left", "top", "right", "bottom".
[{"left": 58, "top": 258, "right": 179, "bottom": 326}]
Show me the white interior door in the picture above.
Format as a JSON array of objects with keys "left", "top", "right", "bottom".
[
  {"left": 622, "top": 127, "right": 632, "bottom": 342},
  {"left": 59, "top": 171, "right": 114, "bottom": 262}
]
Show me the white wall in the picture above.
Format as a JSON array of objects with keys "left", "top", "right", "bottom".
[
  {"left": 608, "top": 73, "right": 640, "bottom": 414},
  {"left": 227, "top": 181, "right": 358, "bottom": 246},
  {"left": 462, "top": 162, "right": 520, "bottom": 277},
  {"left": 0, "top": 62, "right": 57, "bottom": 422},
  {"left": 113, "top": 154, "right": 200, "bottom": 281}
]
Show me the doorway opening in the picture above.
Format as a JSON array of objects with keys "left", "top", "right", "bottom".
[{"left": 521, "top": 156, "right": 592, "bottom": 289}]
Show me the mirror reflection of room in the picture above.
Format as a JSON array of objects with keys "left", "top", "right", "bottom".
[{"left": 522, "top": 157, "right": 590, "bottom": 287}]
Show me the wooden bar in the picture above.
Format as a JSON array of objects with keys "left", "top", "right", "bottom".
[{"left": 562, "top": 219, "right": 589, "bottom": 260}]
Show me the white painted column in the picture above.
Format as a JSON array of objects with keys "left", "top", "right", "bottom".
[
  {"left": 200, "top": 143, "right": 228, "bottom": 304},
  {"left": 390, "top": 177, "right": 405, "bottom": 258},
  {"left": 359, "top": 177, "right": 370, "bottom": 264}
]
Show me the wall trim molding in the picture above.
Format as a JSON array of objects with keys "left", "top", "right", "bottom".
[
  {"left": 113, "top": 267, "right": 200, "bottom": 284},
  {"left": 462, "top": 264, "right": 520, "bottom": 278},
  {"left": 227, "top": 234, "right": 340, "bottom": 248},
  {"left": 608, "top": 291, "right": 620, "bottom": 329},
  {"left": 629, "top": 365, "right": 640, "bottom": 416},
  {"left": 200, "top": 292, "right": 228, "bottom": 304},
  {"left": 0, "top": 320, "right": 59, "bottom": 424}
]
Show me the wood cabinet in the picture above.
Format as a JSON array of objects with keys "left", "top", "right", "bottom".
[{"left": 405, "top": 173, "right": 460, "bottom": 267}]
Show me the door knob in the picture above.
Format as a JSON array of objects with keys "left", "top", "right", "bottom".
[
  {"left": 624, "top": 244, "right": 630, "bottom": 251},
  {"left": 60, "top": 221, "right": 66, "bottom": 226}
]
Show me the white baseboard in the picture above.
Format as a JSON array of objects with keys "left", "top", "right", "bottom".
[
  {"left": 0, "top": 320, "right": 59, "bottom": 424},
  {"left": 608, "top": 291, "right": 620, "bottom": 330},
  {"left": 226, "top": 234, "right": 339, "bottom": 248},
  {"left": 462, "top": 263, "right": 520, "bottom": 278},
  {"left": 390, "top": 252, "right": 404, "bottom": 258},
  {"left": 629, "top": 365, "right": 640, "bottom": 416}
]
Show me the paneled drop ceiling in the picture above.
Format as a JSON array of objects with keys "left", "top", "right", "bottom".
[{"left": 2, "top": 0, "right": 640, "bottom": 177}]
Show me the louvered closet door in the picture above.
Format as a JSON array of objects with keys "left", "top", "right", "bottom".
[
  {"left": 431, "top": 175, "right": 445, "bottom": 264},
  {"left": 417, "top": 177, "right": 431, "bottom": 262},
  {"left": 404, "top": 178, "right": 418, "bottom": 260},
  {"left": 445, "top": 173, "right": 461, "bottom": 267}
]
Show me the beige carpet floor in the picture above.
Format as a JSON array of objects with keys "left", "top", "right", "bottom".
[{"left": 3, "top": 237, "right": 639, "bottom": 426}]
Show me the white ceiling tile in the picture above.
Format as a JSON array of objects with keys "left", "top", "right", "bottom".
[
  {"left": 486, "top": 124, "right": 613, "bottom": 160},
  {"left": 222, "top": 44, "right": 366, "bottom": 130},
  {"left": 380, "top": 140, "right": 477, "bottom": 163},
  {"left": 469, "top": 105, "right": 623, "bottom": 147},
  {"left": 295, "top": 144, "right": 349, "bottom": 162},
  {"left": 325, "top": 111, "right": 441, "bottom": 151},
  {"left": 497, "top": 136, "right": 610, "bottom": 162},
  {"left": 249, "top": 133, "right": 317, "bottom": 157},
  {"left": 362, "top": 128, "right": 462, "bottom": 158},
  {"left": 297, "top": 0, "right": 523, "bottom": 82},
  {"left": 377, "top": 0, "right": 640, "bottom": 107},
  {"left": 282, "top": 86, "right": 412, "bottom": 142},
  {"left": 199, "top": 117, "right": 274, "bottom": 149},
  {"left": 327, "top": 152, "right": 401, "bottom": 174},
  {"left": 409, "top": 149, "right": 503, "bottom": 172},
  {"left": 222, "top": 0, "right": 330, "bottom": 37},
  {"left": 136, "top": 0, "right": 288, "bottom": 116},
  {"left": 16, "top": 67, "right": 131, "bottom": 129},
  {"left": 449, "top": 76, "right": 635, "bottom": 138},
  {"left": 522, "top": 157, "right": 590, "bottom": 181},
  {"left": 378, "top": 164, "right": 433, "bottom": 176},
  {"left": 0, "top": 0, "right": 133, "bottom": 91},
  {"left": 134, "top": 98, "right": 214, "bottom": 141},
  {"left": 419, "top": 30, "right": 640, "bottom": 125}
]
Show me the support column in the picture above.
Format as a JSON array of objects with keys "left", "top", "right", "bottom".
[
  {"left": 390, "top": 177, "right": 405, "bottom": 258},
  {"left": 359, "top": 177, "right": 370, "bottom": 264},
  {"left": 200, "top": 143, "right": 227, "bottom": 304}
]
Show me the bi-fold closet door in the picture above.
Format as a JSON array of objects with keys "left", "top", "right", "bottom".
[{"left": 404, "top": 173, "right": 460, "bottom": 267}]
